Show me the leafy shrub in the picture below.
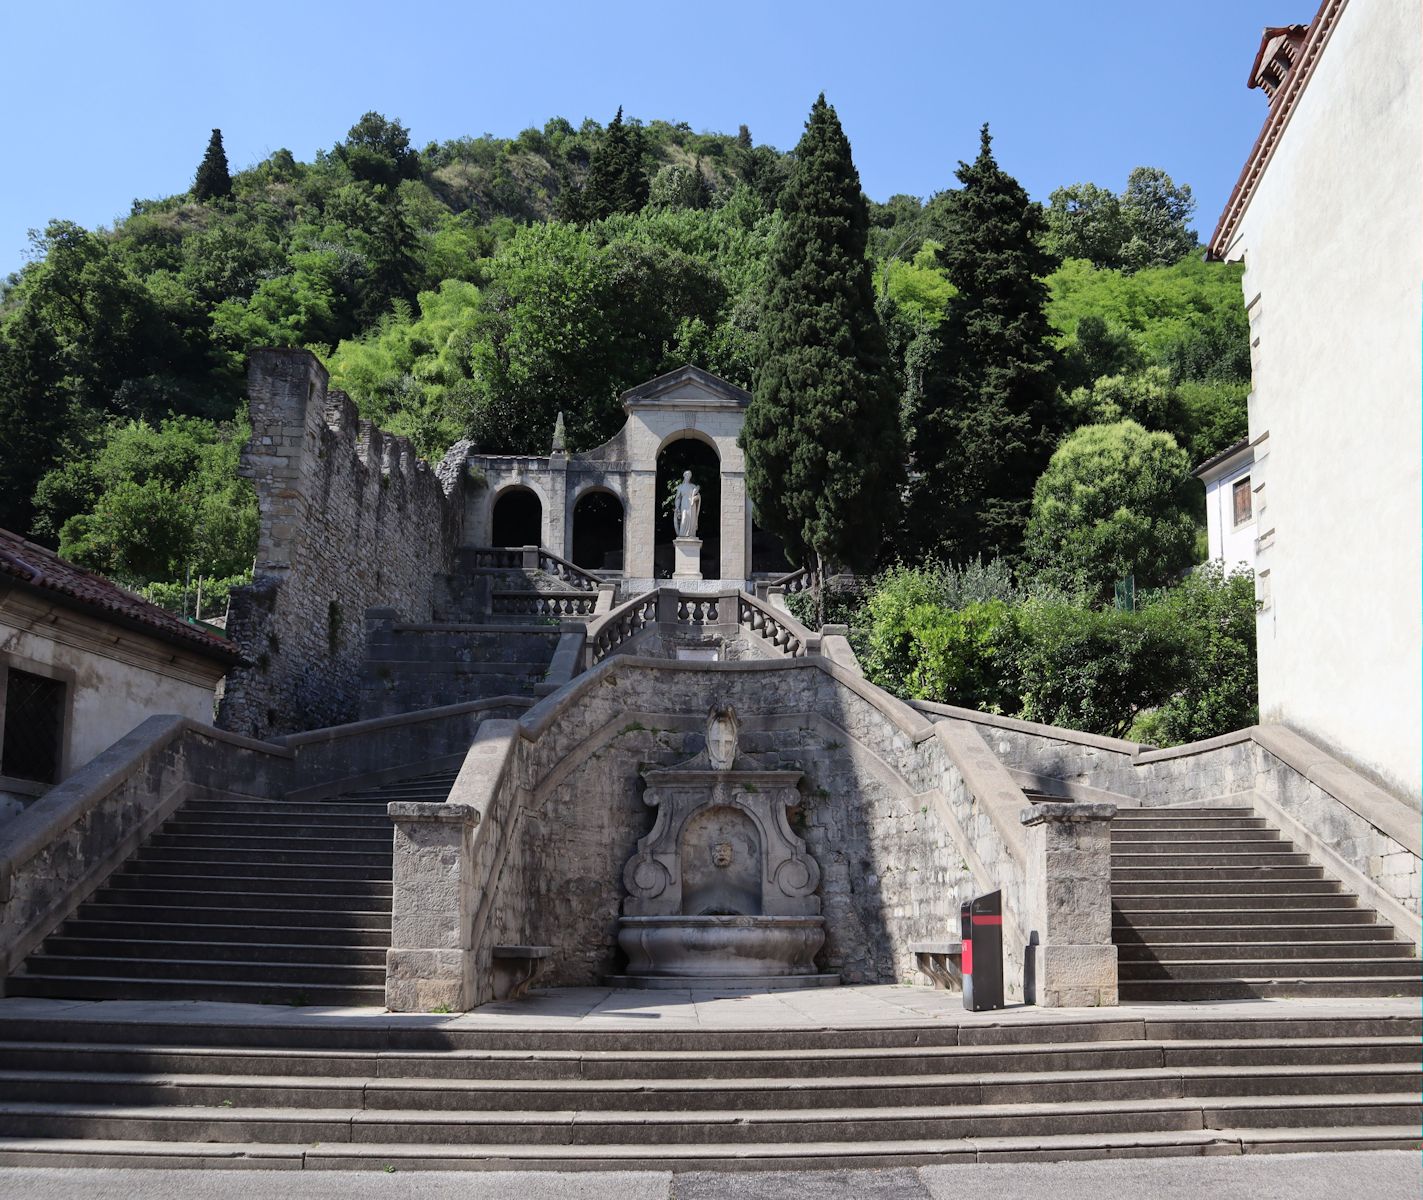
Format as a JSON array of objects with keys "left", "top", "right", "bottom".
[
  {"left": 900, "top": 600, "right": 1021, "bottom": 712},
  {"left": 1014, "top": 598, "right": 1190, "bottom": 738},
  {"left": 1133, "top": 561, "right": 1257, "bottom": 745}
]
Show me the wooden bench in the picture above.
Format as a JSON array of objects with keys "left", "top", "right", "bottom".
[
  {"left": 908, "top": 940, "right": 963, "bottom": 990},
  {"left": 491, "top": 944, "right": 551, "bottom": 1001}
]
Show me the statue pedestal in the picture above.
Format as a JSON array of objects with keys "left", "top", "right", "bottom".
[{"left": 673, "top": 537, "right": 703, "bottom": 580}]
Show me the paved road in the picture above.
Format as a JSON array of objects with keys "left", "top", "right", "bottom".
[{"left": 3, "top": 1152, "right": 1419, "bottom": 1200}]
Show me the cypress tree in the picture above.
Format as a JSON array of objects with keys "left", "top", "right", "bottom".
[
  {"left": 907, "top": 124, "right": 1061, "bottom": 563},
  {"left": 740, "top": 94, "right": 903, "bottom": 590},
  {"left": 578, "top": 108, "right": 649, "bottom": 221},
  {"left": 193, "top": 129, "right": 232, "bottom": 201}
]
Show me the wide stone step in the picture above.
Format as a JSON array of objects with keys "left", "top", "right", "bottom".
[
  {"left": 3, "top": 1035, "right": 1415, "bottom": 1083},
  {"left": 3, "top": 975, "right": 386, "bottom": 1006},
  {"left": 1, "top": 1060, "right": 1416, "bottom": 1114},
  {"left": 41, "top": 939, "right": 388, "bottom": 968},
  {"left": 1115, "top": 808, "right": 1258, "bottom": 820},
  {"left": 1118, "top": 978, "right": 1423, "bottom": 1000},
  {"left": 127, "top": 857, "right": 389, "bottom": 882},
  {"left": 1114, "top": 922, "right": 1395, "bottom": 942},
  {"left": 162, "top": 819, "right": 394, "bottom": 840},
  {"left": 57, "top": 920, "right": 390, "bottom": 948},
  {"left": 1111, "top": 866, "right": 1324, "bottom": 881},
  {"left": 148, "top": 832, "right": 391, "bottom": 854},
  {"left": 179, "top": 801, "right": 399, "bottom": 821},
  {"left": 107, "top": 873, "right": 392, "bottom": 897},
  {"left": 72, "top": 904, "right": 389, "bottom": 930},
  {"left": 20, "top": 954, "right": 386, "bottom": 986},
  {"left": 1110, "top": 881, "right": 1342, "bottom": 898},
  {"left": 1120, "top": 956, "right": 1421, "bottom": 979},
  {"left": 1112, "top": 853, "right": 1310, "bottom": 868},
  {"left": 0, "top": 1124, "right": 1417, "bottom": 1170},
  {"left": 93, "top": 885, "right": 392, "bottom": 912},
  {"left": 1115, "top": 831, "right": 1275, "bottom": 842},
  {"left": 1116, "top": 941, "right": 1413, "bottom": 961},
  {"left": 0, "top": 1092, "right": 1413, "bottom": 1146}
]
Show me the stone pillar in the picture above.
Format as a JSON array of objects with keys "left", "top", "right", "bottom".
[
  {"left": 720, "top": 469, "right": 748, "bottom": 583},
  {"left": 1020, "top": 801, "right": 1118, "bottom": 1007},
  {"left": 386, "top": 801, "right": 481, "bottom": 1012},
  {"left": 625, "top": 469, "right": 657, "bottom": 579}
]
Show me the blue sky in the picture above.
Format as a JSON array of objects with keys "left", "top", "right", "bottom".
[{"left": 1, "top": 0, "right": 1289, "bottom": 275}]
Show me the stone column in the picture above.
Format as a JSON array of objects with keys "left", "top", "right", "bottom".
[
  {"left": 1020, "top": 801, "right": 1118, "bottom": 1007},
  {"left": 720, "top": 470, "right": 748, "bottom": 583},
  {"left": 386, "top": 801, "right": 481, "bottom": 1012}
]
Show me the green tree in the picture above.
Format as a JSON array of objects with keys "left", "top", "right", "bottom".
[
  {"left": 907, "top": 125, "right": 1061, "bottom": 564},
  {"left": 35, "top": 416, "right": 257, "bottom": 585},
  {"left": 193, "top": 129, "right": 233, "bottom": 201},
  {"left": 335, "top": 112, "right": 421, "bottom": 189},
  {"left": 648, "top": 162, "right": 710, "bottom": 211},
  {"left": 0, "top": 309, "right": 67, "bottom": 534},
  {"left": 740, "top": 94, "right": 903, "bottom": 585},
  {"left": 1024, "top": 419, "right": 1197, "bottom": 602},
  {"left": 575, "top": 108, "right": 650, "bottom": 222},
  {"left": 1044, "top": 181, "right": 1125, "bottom": 269},
  {"left": 1120, "top": 166, "right": 1197, "bottom": 271}
]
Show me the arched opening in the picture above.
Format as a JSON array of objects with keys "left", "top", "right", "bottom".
[
  {"left": 752, "top": 516, "right": 794, "bottom": 576},
  {"left": 572, "top": 489, "right": 625, "bottom": 571},
  {"left": 655, "top": 437, "right": 720, "bottom": 578},
  {"left": 491, "top": 487, "right": 542, "bottom": 547}
]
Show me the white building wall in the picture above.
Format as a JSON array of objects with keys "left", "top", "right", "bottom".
[{"left": 1222, "top": 0, "right": 1422, "bottom": 801}]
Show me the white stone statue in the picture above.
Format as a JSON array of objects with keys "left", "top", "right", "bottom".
[
  {"left": 673, "top": 470, "right": 701, "bottom": 539},
  {"left": 706, "top": 705, "right": 739, "bottom": 771}
]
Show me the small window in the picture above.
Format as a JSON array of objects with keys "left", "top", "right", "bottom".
[
  {"left": 2, "top": 669, "right": 65, "bottom": 784},
  {"left": 1232, "top": 476, "right": 1253, "bottom": 527}
]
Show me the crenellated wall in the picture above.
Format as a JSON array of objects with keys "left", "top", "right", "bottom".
[{"left": 217, "top": 349, "right": 468, "bottom": 738}]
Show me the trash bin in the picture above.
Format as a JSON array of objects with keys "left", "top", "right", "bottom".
[{"left": 961, "top": 889, "right": 1005, "bottom": 1012}]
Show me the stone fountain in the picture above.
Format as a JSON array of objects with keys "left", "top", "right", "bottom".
[{"left": 611, "top": 706, "right": 837, "bottom": 988}]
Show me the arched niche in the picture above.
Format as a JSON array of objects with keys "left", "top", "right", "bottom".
[
  {"left": 491, "top": 486, "right": 542, "bottom": 547},
  {"left": 572, "top": 488, "right": 625, "bottom": 571},
  {"left": 654, "top": 435, "right": 720, "bottom": 579}
]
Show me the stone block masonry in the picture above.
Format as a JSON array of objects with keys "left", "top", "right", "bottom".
[{"left": 218, "top": 349, "right": 468, "bottom": 738}]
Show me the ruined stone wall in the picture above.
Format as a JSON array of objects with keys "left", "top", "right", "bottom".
[{"left": 218, "top": 349, "right": 467, "bottom": 737}]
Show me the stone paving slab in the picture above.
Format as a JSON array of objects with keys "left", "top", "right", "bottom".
[{"left": 0, "top": 1152, "right": 1419, "bottom": 1199}]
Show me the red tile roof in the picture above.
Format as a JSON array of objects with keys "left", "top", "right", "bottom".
[{"left": 0, "top": 528, "right": 242, "bottom": 665}]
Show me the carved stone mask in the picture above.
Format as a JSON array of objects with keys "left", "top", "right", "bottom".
[{"left": 712, "top": 841, "right": 733, "bottom": 868}]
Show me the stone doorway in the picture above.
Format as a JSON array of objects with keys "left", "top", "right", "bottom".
[{"left": 490, "top": 486, "right": 542, "bottom": 547}]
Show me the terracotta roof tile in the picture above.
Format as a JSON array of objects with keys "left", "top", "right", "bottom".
[{"left": 0, "top": 527, "right": 242, "bottom": 665}]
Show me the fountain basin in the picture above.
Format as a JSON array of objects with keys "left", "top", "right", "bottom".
[{"left": 616, "top": 914, "right": 828, "bottom": 981}]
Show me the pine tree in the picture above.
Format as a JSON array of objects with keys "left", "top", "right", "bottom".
[
  {"left": 193, "top": 129, "right": 232, "bottom": 201},
  {"left": 907, "top": 124, "right": 1062, "bottom": 564},
  {"left": 740, "top": 94, "right": 903, "bottom": 590},
  {"left": 577, "top": 108, "right": 649, "bottom": 221}
]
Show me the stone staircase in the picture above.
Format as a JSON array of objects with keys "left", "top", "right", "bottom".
[
  {"left": 0, "top": 1010, "right": 1414, "bottom": 1168},
  {"left": 3, "top": 769, "right": 459, "bottom": 1007},
  {"left": 1113, "top": 804, "right": 1421, "bottom": 1001},
  {"left": 360, "top": 547, "right": 603, "bottom": 717}
]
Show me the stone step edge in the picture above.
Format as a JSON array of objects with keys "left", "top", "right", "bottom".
[
  {"left": 0, "top": 1127, "right": 1414, "bottom": 1171},
  {"left": 1, "top": 1059, "right": 1415, "bottom": 1097},
  {"left": 2, "top": 1033, "right": 1417, "bottom": 1065}
]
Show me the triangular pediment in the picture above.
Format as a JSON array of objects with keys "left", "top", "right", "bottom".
[{"left": 620, "top": 365, "right": 751, "bottom": 411}]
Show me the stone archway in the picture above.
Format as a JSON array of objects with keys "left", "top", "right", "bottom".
[
  {"left": 654, "top": 436, "right": 720, "bottom": 579},
  {"left": 491, "top": 486, "right": 542, "bottom": 547},
  {"left": 572, "top": 489, "right": 625, "bottom": 572}
]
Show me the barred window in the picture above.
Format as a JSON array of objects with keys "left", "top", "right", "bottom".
[{"left": 2, "top": 669, "right": 65, "bottom": 784}]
